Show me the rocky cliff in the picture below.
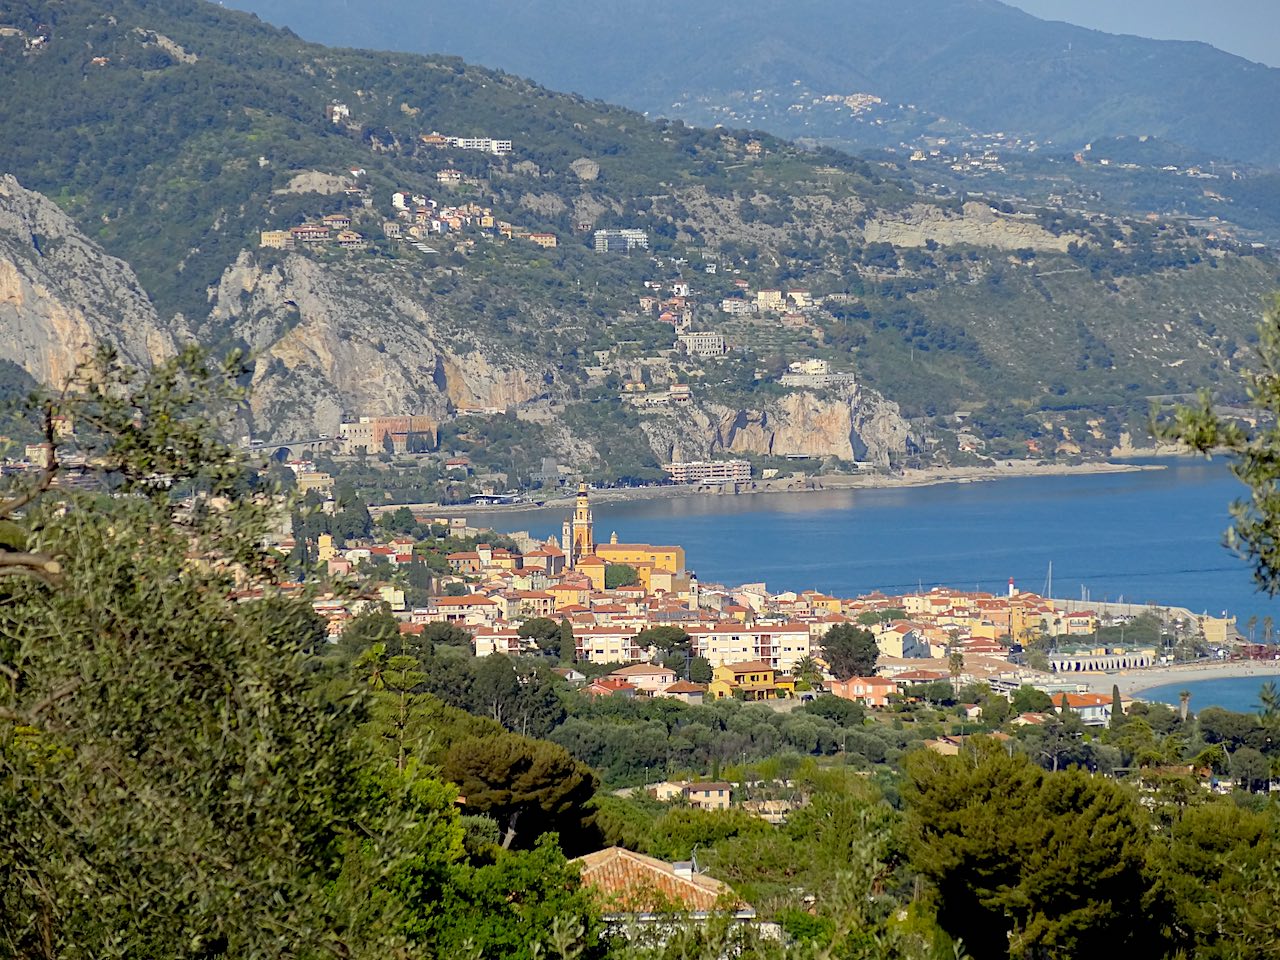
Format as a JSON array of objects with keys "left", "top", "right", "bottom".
[
  {"left": 0, "top": 175, "right": 175, "bottom": 385},
  {"left": 863, "top": 201, "right": 1080, "bottom": 253},
  {"left": 206, "top": 253, "right": 553, "bottom": 438},
  {"left": 640, "top": 385, "right": 912, "bottom": 466}
]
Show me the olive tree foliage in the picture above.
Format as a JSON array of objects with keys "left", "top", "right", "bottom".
[
  {"left": 0, "top": 349, "right": 439, "bottom": 959},
  {"left": 1155, "top": 293, "right": 1280, "bottom": 593}
]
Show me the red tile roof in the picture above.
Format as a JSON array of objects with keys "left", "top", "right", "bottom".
[{"left": 572, "top": 847, "right": 751, "bottom": 916}]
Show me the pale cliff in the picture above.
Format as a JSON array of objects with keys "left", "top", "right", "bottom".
[
  {"left": 863, "top": 201, "right": 1081, "bottom": 253},
  {"left": 640, "top": 385, "right": 912, "bottom": 466},
  {"left": 0, "top": 175, "right": 175, "bottom": 385},
  {"left": 205, "top": 253, "right": 551, "bottom": 437}
]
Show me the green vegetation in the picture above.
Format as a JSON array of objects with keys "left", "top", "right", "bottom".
[
  {"left": 0, "top": 349, "right": 597, "bottom": 958},
  {"left": 8, "top": 351, "right": 1280, "bottom": 957},
  {"left": 233, "top": 0, "right": 1280, "bottom": 166},
  {"left": 604, "top": 563, "right": 638, "bottom": 588},
  {"left": 820, "top": 623, "right": 880, "bottom": 679},
  {"left": 2, "top": 0, "right": 1276, "bottom": 481}
]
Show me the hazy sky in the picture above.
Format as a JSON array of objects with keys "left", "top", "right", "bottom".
[{"left": 1008, "top": 0, "right": 1280, "bottom": 67}]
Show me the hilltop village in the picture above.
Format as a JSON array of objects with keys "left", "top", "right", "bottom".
[{"left": 283, "top": 483, "right": 1236, "bottom": 721}]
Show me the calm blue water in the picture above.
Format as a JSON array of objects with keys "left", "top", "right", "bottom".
[
  {"left": 468, "top": 458, "right": 1280, "bottom": 631},
  {"left": 1142, "top": 674, "right": 1280, "bottom": 713}
]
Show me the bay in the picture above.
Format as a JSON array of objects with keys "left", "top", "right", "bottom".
[
  {"left": 1141, "top": 674, "right": 1280, "bottom": 713},
  {"left": 467, "top": 458, "right": 1280, "bottom": 631}
]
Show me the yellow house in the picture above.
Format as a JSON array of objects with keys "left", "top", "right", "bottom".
[
  {"left": 259, "top": 229, "right": 292, "bottom": 249},
  {"left": 755, "top": 289, "right": 785, "bottom": 312},
  {"left": 297, "top": 471, "right": 335, "bottom": 497},
  {"left": 709, "top": 660, "right": 777, "bottom": 701},
  {"left": 576, "top": 555, "right": 607, "bottom": 591},
  {"left": 317, "top": 533, "right": 337, "bottom": 563},
  {"left": 549, "top": 582, "right": 591, "bottom": 611},
  {"left": 594, "top": 539, "right": 686, "bottom": 577},
  {"left": 802, "top": 592, "right": 843, "bottom": 615}
]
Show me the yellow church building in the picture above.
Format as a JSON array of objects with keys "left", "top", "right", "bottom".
[{"left": 561, "top": 484, "right": 688, "bottom": 591}]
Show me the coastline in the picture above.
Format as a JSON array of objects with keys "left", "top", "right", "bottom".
[
  {"left": 411, "top": 459, "right": 1165, "bottom": 517},
  {"left": 1076, "top": 660, "right": 1280, "bottom": 697}
]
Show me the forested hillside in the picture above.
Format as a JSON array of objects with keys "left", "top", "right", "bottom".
[
  {"left": 230, "top": 0, "right": 1280, "bottom": 165},
  {"left": 0, "top": 0, "right": 1277, "bottom": 476}
]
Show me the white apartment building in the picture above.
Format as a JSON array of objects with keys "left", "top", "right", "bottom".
[
  {"left": 663, "top": 460, "right": 751, "bottom": 484},
  {"left": 686, "top": 623, "right": 812, "bottom": 674},
  {"left": 676, "top": 331, "right": 728, "bottom": 358},
  {"left": 575, "top": 625, "right": 642, "bottom": 664}
]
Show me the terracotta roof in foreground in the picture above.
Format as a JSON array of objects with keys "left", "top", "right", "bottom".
[{"left": 572, "top": 847, "right": 751, "bottom": 916}]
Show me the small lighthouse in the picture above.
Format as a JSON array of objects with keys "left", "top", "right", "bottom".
[{"left": 1008, "top": 577, "right": 1016, "bottom": 598}]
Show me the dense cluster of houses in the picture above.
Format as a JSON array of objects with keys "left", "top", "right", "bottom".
[
  {"left": 277, "top": 484, "right": 1205, "bottom": 721},
  {"left": 384, "top": 189, "right": 555, "bottom": 249},
  {"left": 260, "top": 209, "right": 369, "bottom": 252}
]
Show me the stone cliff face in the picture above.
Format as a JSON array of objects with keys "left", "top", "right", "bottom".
[
  {"left": 206, "top": 253, "right": 551, "bottom": 437},
  {"left": 864, "top": 201, "right": 1080, "bottom": 253},
  {"left": 641, "top": 385, "right": 912, "bottom": 466},
  {"left": 0, "top": 175, "right": 174, "bottom": 385},
  {"left": 0, "top": 177, "right": 911, "bottom": 466}
]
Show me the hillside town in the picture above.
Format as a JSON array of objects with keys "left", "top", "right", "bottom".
[{"left": 280, "top": 482, "right": 1239, "bottom": 723}]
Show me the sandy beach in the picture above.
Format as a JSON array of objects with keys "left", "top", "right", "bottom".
[
  {"left": 407, "top": 459, "right": 1164, "bottom": 517},
  {"left": 1075, "top": 660, "right": 1280, "bottom": 697}
]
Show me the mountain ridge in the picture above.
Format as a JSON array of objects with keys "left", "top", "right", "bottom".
[{"left": 226, "top": 0, "right": 1280, "bottom": 166}]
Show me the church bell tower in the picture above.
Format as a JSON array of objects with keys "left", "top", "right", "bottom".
[{"left": 562, "top": 482, "right": 596, "bottom": 567}]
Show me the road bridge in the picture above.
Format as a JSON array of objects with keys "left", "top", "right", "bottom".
[{"left": 245, "top": 437, "right": 340, "bottom": 461}]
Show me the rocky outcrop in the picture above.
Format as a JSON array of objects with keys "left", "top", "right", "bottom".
[
  {"left": 206, "top": 253, "right": 551, "bottom": 438},
  {"left": 0, "top": 174, "right": 175, "bottom": 385},
  {"left": 641, "top": 385, "right": 912, "bottom": 466},
  {"left": 570, "top": 158, "right": 600, "bottom": 181},
  {"left": 272, "top": 171, "right": 351, "bottom": 195},
  {"left": 864, "top": 201, "right": 1081, "bottom": 253}
]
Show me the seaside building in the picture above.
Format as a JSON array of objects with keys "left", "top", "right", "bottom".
[{"left": 664, "top": 459, "right": 751, "bottom": 485}]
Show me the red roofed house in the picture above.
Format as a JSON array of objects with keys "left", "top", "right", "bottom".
[
  {"left": 586, "top": 678, "right": 636, "bottom": 698},
  {"left": 608, "top": 663, "right": 678, "bottom": 696},
  {"left": 447, "top": 551, "right": 483, "bottom": 574},
  {"left": 683, "top": 781, "right": 733, "bottom": 811},
  {"left": 514, "top": 590, "right": 556, "bottom": 619},
  {"left": 572, "top": 847, "right": 755, "bottom": 922},
  {"left": 472, "top": 626, "right": 525, "bottom": 658},
  {"left": 290, "top": 223, "right": 330, "bottom": 244},
  {"left": 419, "top": 593, "right": 500, "bottom": 627},
  {"left": 575, "top": 626, "right": 641, "bottom": 665},
  {"left": 829, "top": 676, "right": 897, "bottom": 708},
  {"left": 1055, "top": 692, "right": 1114, "bottom": 726}
]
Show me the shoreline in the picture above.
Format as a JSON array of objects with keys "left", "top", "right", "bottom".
[
  {"left": 1075, "top": 660, "right": 1280, "bottom": 697},
  {"left": 406, "top": 459, "right": 1165, "bottom": 518}
]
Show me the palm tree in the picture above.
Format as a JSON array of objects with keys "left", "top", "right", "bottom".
[
  {"left": 1265, "top": 615, "right": 1274, "bottom": 645},
  {"left": 1178, "top": 690, "right": 1191, "bottom": 723},
  {"left": 793, "top": 655, "right": 823, "bottom": 689},
  {"left": 1248, "top": 614, "right": 1259, "bottom": 643},
  {"left": 948, "top": 650, "right": 965, "bottom": 691}
]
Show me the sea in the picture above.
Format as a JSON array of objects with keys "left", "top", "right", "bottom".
[
  {"left": 466, "top": 457, "right": 1280, "bottom": 708},
  {"left": 1141, "top": 675, "right": 1280, "bottom": 714}
]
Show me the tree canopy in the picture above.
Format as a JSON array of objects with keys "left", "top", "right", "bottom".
[{"left": 820, "top": 624, "right": 880, "bottom": 679}]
